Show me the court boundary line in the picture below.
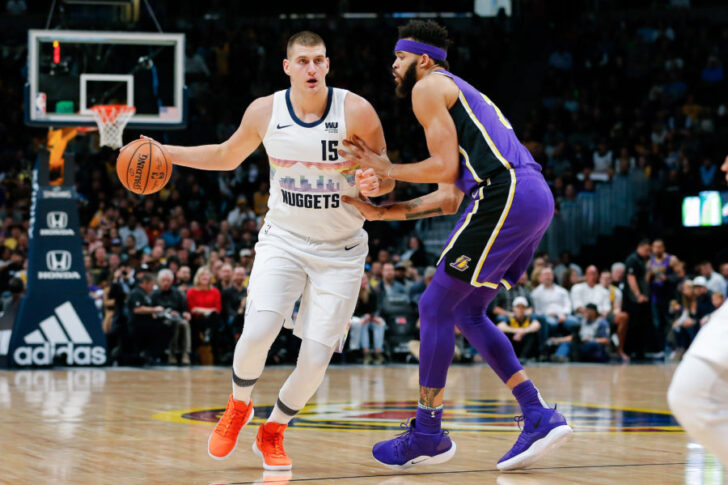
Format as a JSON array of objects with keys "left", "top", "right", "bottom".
[{"left": 222, "top": 461, "right": 694, "bottom": 484}]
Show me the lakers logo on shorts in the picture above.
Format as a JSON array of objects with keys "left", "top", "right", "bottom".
[{"left": 450, "top": 255, "right": 471, "bottom": 272}]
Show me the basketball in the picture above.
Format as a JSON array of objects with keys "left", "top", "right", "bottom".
[{"left": 116, "top": 138, "right": 172, "bottom": 195}]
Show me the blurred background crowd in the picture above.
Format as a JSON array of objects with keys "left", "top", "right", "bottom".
[{"left": 1, "top": 1, "right": 727, "bottom": 366}]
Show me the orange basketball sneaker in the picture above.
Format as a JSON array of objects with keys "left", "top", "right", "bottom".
[
  {"left": 207, "top": 394, "right": 254, "bottom": 459},
  {"left": 252, "top": 422, "right": 293, "bottom": 470}
]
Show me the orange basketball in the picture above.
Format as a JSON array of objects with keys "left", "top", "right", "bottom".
[{"left": 116, "top": 138, "right": 172, "bottom": 195}]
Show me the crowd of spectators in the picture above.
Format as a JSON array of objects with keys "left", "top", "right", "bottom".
[
  {"left": 486, "top": 241, "right": 727, "bottom": 364},
  {"left": 525, "top": 13, "right": 728, "bottom": 225},
  {"left": 1, "top": 7, "right": 727, "bottom": 366}
]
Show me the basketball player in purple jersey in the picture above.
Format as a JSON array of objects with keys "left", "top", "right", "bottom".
[{"left": 342, "top": 20, "right": 572, "bottom": 471}]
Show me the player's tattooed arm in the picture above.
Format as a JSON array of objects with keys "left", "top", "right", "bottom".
[
  {"left": 394, "top": 198, "right": 443, "bottom": 221},
  {"left": 342, "top": 183, "right": 462, "bottom": 222},
  {"left": 419, "top": 386, "right": 445, "bottom": 408}
]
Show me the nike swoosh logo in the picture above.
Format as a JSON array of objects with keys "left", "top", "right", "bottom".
[
  {"left": 533, "top": 416, "right": 542, "bottom": 430},
  {"left": 411, "top": 457, "right": 428, "bottom": 465},
  {"left": 277, "top": 123, "right": 292, "bottom": 129},
  {"left": 344, "top": 243, "right": 360, "bottom": 251}
]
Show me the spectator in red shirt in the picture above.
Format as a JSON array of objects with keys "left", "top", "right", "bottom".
[{"left": 187, "top": 266, "right": 223, "bottom": 363}]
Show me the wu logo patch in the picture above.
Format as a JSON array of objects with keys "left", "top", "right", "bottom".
[
  {"left": 46, "top": 250, "right": 72, "bottom": 271},
  {"left": 325, "top": 121, "right": 338, "bottom": 133},
  {"left": 450, "top": 255, "right": 471, "bottom": 272}
]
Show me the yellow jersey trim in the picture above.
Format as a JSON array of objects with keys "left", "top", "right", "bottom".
[
  {"left": 458, "top": 91, "right": 512, "bottom": 171},
  {"left": 459, "top": 145, "right": 483, "bottom": 184},
  {"left": 471, "top": 169, "right": 517, "bottom": 287}
]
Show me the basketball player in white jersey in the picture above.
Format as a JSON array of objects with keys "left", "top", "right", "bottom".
[
  {"left": 667, "top": 155, "right": 728, "bottom": 468},
  {"left": 130, "top": 31, "right": 392, "bottom": 470}
]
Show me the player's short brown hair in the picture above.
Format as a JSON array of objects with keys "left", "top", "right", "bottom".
[{"left": 286, "top": 31, "right": 326, "bottom": 58}]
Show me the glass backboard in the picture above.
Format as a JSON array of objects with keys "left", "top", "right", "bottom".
[{"left": 25, "top": 30, "right": 186, "bottom": 129}]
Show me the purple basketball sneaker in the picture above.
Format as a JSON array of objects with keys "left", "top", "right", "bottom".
[
  {"left": 497, "top": 406, "right": 573, "bottom": 471},
  {"left": 372, "top": 419, "right": 457, "bottom": 470}
]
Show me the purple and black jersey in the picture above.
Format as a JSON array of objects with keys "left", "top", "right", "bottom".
[
  {"left": 434, "top": 70, "right": 554, "bottom": 288},
  {"left": 434, "top": 70, "right": 541, "bottom": 198}
]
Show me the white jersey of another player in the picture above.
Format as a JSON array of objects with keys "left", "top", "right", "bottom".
[
  {"left": 262, "top": 87, "right": 363, "bottom": 243},
  {"left": 685, "top": 300, "right": 728, "bottom": 367},
  {"left": 669, "top": 300, "right": 728, "bottom": 467}
]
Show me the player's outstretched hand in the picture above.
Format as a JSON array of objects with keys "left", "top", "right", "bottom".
[
  {"left": 356, "top": 168, "right": 379, "bottom": 197},
  {"left": 341, "top": 195, "right": 386, "bottom": 221},
  {"left": 340, "top": 135, "right": 393, "bottom": 180}
]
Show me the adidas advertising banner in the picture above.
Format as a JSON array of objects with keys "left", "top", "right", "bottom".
[{"left": 2, "top": 165, "right": 106, "bottom": 367}]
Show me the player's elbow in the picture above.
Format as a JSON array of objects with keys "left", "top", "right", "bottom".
[
  {"left": 216, "top": 143, "right": 238, "bottom": 171},
  {"left": 441, "top": 193, "right": 461, "bottom": 215},
  {"left": 441, "top": 158, "right": 459, "bottom": 184}
]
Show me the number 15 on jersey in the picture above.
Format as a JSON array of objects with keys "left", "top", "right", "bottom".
[{"left": 321, "top": 140, "right": 338, "bottom": 161}]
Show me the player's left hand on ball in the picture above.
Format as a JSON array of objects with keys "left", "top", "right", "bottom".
[
  {"left": 356, "top": 168, "right": 379, "bottom": 197},
  {"left": 341, "top": 195, "right": 386, "bottom": 221}
]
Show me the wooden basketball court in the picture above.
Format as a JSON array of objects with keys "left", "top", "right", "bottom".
[{"left": 0, "top": 364, "right": 723, "bottom": 484}]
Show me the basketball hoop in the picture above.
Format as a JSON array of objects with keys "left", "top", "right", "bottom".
[{"left": 90, "top": 104, "right": 136, "bottom": 149}]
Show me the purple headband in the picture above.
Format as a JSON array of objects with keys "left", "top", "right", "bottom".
[{"left": 394, "top": 39, "right": 447, "bottom": 61}]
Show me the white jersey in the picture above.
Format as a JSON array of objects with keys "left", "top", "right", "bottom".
[
  {"left": 262, "top": 87, "right": 363, "bottom": 243},
  {"left": 686, "top": 300, "right": 728, "bottom": 368}
]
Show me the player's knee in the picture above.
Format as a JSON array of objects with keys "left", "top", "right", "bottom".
[
  {"left": 418, "top": 291, "right": 446, "bottom": 322},
  {"left": 297, "top": 339, "right": 334, "bottom": 371},
  {"left": 240, "top": 308, "right": 284, "bottom": 347},
  {"left": 452, "top": 306, "right": 482, "bottom": 327},
  {"left": 302, "top": 353, "right": 332, "bottom": 372}
]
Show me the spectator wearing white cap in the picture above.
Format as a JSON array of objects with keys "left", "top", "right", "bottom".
[
  {"left": 699, "top": 261, "right": 727, "bottom": 297},
  {"left": 692, "top": 276, "right": 717, "bottom": 320},
  {"left": 496, "top": 297, "right": 541, "bottom": 361},
  {"left": 491, "top": 272, "right": 534, "bottom": 320}
]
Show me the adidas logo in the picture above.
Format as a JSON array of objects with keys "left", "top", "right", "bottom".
[{"left": 9, "top": 301, "right": 105, "bottom": 366}]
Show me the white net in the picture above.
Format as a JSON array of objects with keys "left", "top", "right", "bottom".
[{"left": 90, "top": 105, "right": 136, "bottom": 149}]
